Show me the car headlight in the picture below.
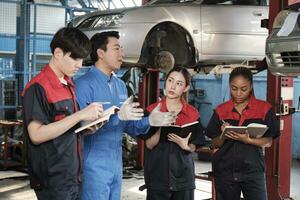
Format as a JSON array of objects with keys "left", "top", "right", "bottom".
[
  {"left": 273, "top": 10, "right": 290, "bottom": 29},
  {"left": 93, "top": 14, "right": 123, "bottom": 28}
]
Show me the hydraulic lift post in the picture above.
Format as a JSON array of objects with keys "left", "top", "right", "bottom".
[
  {"left": 136, "top": 68, "right": 160, "bottom": 169},
  {"left": 266, "top": 0, "right": 295, "bottom": 199},
  {"left": 135, "top": 0, "right": 160, "bottom": 169}
]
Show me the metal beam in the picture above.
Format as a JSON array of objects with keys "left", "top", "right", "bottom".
[
  {"left": 119, "top": 0, "right": 126, "bottom": 8},
  {"left": 110, "top": 0, "right": 117, "bottom": 9},
  {"left": 131, "top": 0, "right": 137, "bottom": 6},
  {"left": 85, "top": 0, "right": 91, "bottom": 7},
  {"left": 98, "top": 0, "right": 108, "bottom": 9},
  {"left": 76, "top": 0, "right": 88, "bottom": 8},
  {"left": 97, "top": 0, "right": 107, "bottom": 10},
  {"left": 15, "top": 0, "right": 30, "bottom": 104},
  {"left": 265, "top": 0, "right": 294, "bottom": 199},
  {"left": 142, "top": 0, "right": 149, "bottom": 5},
  {"left": 59, "top": 0, "right": 68, "bottom": 6}
]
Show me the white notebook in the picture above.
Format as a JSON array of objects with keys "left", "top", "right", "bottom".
[
  {"left": 75, "top": 106, "right": 120, "bottom": 133},
  {"left": 220, "top": 123, "right": 268, "bottom": 139}
]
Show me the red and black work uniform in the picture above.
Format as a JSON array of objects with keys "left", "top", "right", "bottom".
[
  {"left": 206, "top": 95, "right": 280, "bottom": 200},
  {"left": 141, "top": 97, "right": 205, "bottom": 200},
  {"left": 22, "top": 65, "right": 82, "bottom": 199}
]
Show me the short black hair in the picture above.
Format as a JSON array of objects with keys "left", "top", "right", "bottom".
[
  {"left": 90, "top": 31, "right": 120, "bottom": 63},
  {"left": 50, "top": 27, "right": 91, "bottom": 59},
  {"left": 229, "top": 67, "right": 253, "bottom": 85}
]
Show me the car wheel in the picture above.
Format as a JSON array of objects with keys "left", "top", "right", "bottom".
[
  {"left": 154, "top": 50, "right": 175, "bottom": 73},
  {"left": 139, "top": 22, "right": 196, "bottom": 68}
]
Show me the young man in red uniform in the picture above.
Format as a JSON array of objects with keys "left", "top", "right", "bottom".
[{"left": 22, "top": 27, "right": 103, "bottom": 200}]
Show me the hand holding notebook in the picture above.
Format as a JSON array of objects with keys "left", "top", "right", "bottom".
[
  {"left": 160, "top": 121, "right": 199, "bottom": 142},
  {"left": 75, "top": 106, "right": 120, "bottom": 133},
  {"left": 220, "top": 123, "right": 268, "bottom": 140}
]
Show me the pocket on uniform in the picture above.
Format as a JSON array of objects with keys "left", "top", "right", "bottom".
[
  {"left": 169, "top": 151, "right": 189, "bottom": 178},
  {"left": 54, "top": 114, "right": 66, "bottom": 121},
  {"left": 53, "top": 109, "right": 68, "bottom": 121},
  {"left": 144, "top": 145, "right": 167, "bottom": 179}
]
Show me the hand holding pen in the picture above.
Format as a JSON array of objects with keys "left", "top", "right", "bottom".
[
  {"left": 212, "top": 119, "right": 230, "bottom": 148},
  {"left": 80, "top": 102, "right": 104, "bottom": 121},
  {"left": 220, "top": 119, "right": 230, "bottom": 132}
]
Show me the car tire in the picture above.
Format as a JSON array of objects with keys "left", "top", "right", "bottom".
[
  {"left": 154, "top": 50, "right": 175, "bottom": 73},
  {"left": 139, "top": 22, "right": 196, "bottom": 68}
]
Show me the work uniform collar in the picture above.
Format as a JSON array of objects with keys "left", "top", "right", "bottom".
[
  {"left": 43, "top": 64, "right": 74, "bottom": 89},
  {"left": 91, "top": 66, "right": 115, "bottom": 84},
  {"left": 160, "top": 97, "right": 189, "bottom": 115}
]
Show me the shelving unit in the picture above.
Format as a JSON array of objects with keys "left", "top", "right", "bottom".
[
  {"left": 0, "top": 79, "right": 17, "bottom": 120},
  {"left": 0, "top": 120, "right": 23, "bottom": 169}
]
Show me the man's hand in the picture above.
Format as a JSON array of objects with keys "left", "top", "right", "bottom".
[
  {"left": 81, "top": 121, "right": 106, "bottom": 136},
  {"left": 27, "top": 102, "right": 103, "bottom": 145},
  {"left": 118, "top": 96, "right": 144, "bottom": 121},
  {"left": 148, "top": 104, "right": 177, "bottom": 127},
  {"left": 79, "top": 103, "right": 103, "bottom": 121}
]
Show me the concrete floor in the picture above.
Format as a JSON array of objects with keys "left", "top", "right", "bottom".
[{"left": 0, "top": 158, "right": 299, "bottom": 200}]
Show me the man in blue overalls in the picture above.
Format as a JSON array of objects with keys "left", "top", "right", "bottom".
[{"left": 75, "top": 31, "right": 176, "bottom": 200}]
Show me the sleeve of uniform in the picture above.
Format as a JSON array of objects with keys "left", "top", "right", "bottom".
[
  {"left": 190, "top": 118, "right": 206, "bottom": 147},
  {"left": 205, "top": 110, "right": 222, "bottom": 139},
  {"left": 123, "top": 104, "right": 150, "bottom": 137},
  {"left": 263, "top": 108, "right": 280, "bottom": 138},
  {"left": 116, "top": 78, "right": 149, "bottom": 135},
  {"left": 23, "top": 84, "right": 50, "bottom": 125},
  {"left": 136, "top": 102, "right": 162, "bottom": 140},
  {"left": 107, "top": 79, "right": 127, "bottom": 126},
  {"left": 123, "top": 118, "right": 150, "bottom": 137},
  {"left": 75, "top": 77, "right": 93, "bottom": 110},
  {"left": 136, "top": 110, "right": 159, "bottom": 140}
]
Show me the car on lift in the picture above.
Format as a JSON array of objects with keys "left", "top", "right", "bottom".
[
  {"left": 266, "top": 3, "right": 300, "bottom": 76},
  {"left": 69, "top": 0, "right": 269, "bottom": 71}
]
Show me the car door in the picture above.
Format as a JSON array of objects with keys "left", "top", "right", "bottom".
[{"left": 200, "top": 0, "right": 269, "bottom": 62}]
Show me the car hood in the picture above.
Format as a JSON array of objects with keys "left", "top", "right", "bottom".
[
  {"left": 70, "top": 8, "right": 128, "bottom": 27},
  {"left": 70, "top": 1, "right": 199, "bottom": 27}
]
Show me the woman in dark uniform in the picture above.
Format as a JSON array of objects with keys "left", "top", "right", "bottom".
[
  {"left": 206, "top": 67, "right": 280, "bottom": 200},
  {"left": 142, "top": 66, "right": 205, "bottom": 200}
]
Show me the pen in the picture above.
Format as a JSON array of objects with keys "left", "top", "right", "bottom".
[
  {"left": 87, "top": 102, "right": 111, "bottom": 105},
  {"left": 99, "top": 102, "right": 111, "bottom": 105}
]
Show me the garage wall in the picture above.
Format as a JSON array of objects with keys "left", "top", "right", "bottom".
[
  {"left": 29, "top": 5, "right": 65, "bottom": 34},
  {"left": 191, "top": 71, "right": 300, "bottom": 159},
  {"left": 0, "top": 2, "right": 17, "bottom": 34},
  {"left": 191, "top": 71, "right": 268, "bottom": 127},
  {"left": 0, "top": 2, "right": 66, "bottom": 54}
]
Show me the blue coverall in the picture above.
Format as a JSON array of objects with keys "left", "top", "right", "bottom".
[{"left": 75, "top": 67, "right": 150, "bottom": 200}]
